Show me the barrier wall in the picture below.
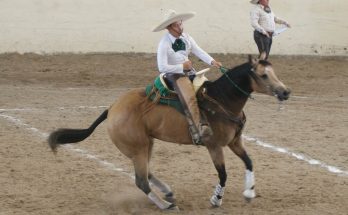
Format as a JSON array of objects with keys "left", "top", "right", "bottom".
[{"left": 0, "top": 0, "right": 347, "bottom": 55}]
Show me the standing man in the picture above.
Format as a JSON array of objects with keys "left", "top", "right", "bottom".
[
  {"left": 250, "top": 0, "right": 291, "bottom": 59},
  {"left": 153, "top": 9, "right": 222, "bottom": 145}
]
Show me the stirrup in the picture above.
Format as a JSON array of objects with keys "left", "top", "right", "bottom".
[
  {"left": 189, "top": 125, "right": 203, "bottom": 146},
  {"left": 199, "top": 124, "right": 213, "bottom": 138}
]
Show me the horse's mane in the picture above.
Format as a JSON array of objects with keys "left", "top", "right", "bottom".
[{"left": 204, "top": 62, "right": 258, "bottom": 100}]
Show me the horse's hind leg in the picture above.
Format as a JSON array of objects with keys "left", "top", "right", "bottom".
[
  {"left": 146, "top": 141, "right": 175, "bottom": 203},
  {"left": 132, "top": 151, "right": 177, "bottom": 210},
  {"left": 148, "top": 173, "right": 175, "bottom": 202},
  {"left": 228, "top": 137, "right": 256, "bottom": 200}
]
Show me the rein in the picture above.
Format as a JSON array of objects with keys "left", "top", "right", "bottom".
[
  {"left": 196, "top": 65, "right": 256, "bottom": 129},
  {"left": 219, "top": 66, "right": 286, "bottom": 112},
  {"left": 219, "top": 66, "right": 254, "bottom": 100},
  {"left": 199, "top": 91, "right": 246, "bottom": 129}
]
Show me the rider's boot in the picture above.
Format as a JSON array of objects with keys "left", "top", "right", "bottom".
[{"left": 165, "top": 73, "right": 213, "bottom": 145}]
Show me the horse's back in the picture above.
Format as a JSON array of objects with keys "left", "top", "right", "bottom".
[
  {"left": 106, "top": 88, "right": 150, "bottom": 156},
  {"left": 109, "top": 88, "right": 146, "bottom": 111},
  {"left": 107, "top": 88, "right": 192, "bottom": 147},
  {"left": 107, "top": 88, "right": 147, "bottom": 128}
]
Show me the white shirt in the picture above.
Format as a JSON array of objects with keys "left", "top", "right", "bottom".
[
  {"left": 250, "top": 4, "right": 286, "bottom": 34},
  {"left": 156, "top": 32, "right": 214, "bottom": 74}
]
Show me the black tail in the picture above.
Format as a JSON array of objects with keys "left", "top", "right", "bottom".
[{"left": 48, "top": 109, "right": 108, "bottom": 152}]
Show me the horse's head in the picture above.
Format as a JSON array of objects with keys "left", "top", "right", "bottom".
[{"left": 248, "top": 53, "right": 291, "bottom": 101}]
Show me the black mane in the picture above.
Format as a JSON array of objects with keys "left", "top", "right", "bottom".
[{"left": 204, "top": 62, "right": 257, "bottom": 101}]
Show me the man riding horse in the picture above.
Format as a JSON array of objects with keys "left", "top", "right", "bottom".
[
  {"left": 48, "top": 10, "right": 291, "bottom": 211},
  {"left": 153, "top": 9, "right": 222, "bottom": 145}
]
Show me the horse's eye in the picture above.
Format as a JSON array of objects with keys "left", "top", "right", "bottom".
[{"left": 261, "top": 74, "right": 268, "bottom": 79}]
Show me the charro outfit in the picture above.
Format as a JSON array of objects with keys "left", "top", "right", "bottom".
[
  {"left": 250, "top": 2, "right": 288, "bottom": 59},
  {"left": 157, "top": 32, "right": 214, "bottom": 74},
  {"left": 153, "top": 10, "right": 216, "bottom": 144}
]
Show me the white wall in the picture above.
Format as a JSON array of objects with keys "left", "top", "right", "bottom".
[{"left": 0, "top": 0, "right": 347, "bottom": 55}]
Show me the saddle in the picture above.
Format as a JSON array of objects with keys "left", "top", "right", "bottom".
[{"left": 145, "top": 68, "right": 210, "bottom": 114}]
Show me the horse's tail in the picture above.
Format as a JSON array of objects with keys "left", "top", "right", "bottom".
[{"left": 48, "top": 109, "right": 108, "bottom": 152}]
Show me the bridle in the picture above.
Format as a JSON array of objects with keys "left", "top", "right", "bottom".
[
  {"left": 219, "top": 66, "right": 255, "bottom": 100},
  {"left": 220, "top": 64, "right": 288, "bottom": 110}
]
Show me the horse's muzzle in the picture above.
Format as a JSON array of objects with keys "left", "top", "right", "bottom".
[{"left": 274, "top": 87, "right": 291, "bottom": 101}]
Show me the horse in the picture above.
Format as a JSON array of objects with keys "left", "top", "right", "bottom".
[{"left": 48, "top": 54, "right": 290, "bottom": 210}]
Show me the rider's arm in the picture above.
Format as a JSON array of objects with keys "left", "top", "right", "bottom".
[{"left": 187, "top": 34, "right": 214, "bottom": 66}]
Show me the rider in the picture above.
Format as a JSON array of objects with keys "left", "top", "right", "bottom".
[{"left": 153, "top": 9, "right": 222, "bottom": 144}]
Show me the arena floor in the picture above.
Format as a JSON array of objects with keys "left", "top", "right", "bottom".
[{"left": 1, "top": 53, "right": 347, "bottom": 214}]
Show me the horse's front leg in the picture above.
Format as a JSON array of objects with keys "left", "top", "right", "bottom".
[
  {"left": 207, "top": 145, "right": 227, "bottom": 207},
  {"left": 228, "top": 137, "right": 256, "bottom": 201}
]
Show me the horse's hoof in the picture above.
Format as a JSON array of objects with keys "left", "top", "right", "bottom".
[
  {"left": 166, "top": 204, "right": 180, "bottom": 212},
  {"left": 244, "top": 197, "right": 252, "bottom": 203},
  {"left": 243, "top": 189, "right": 256, "bottom": 202},
  {"left": 165, "top": 195, "right": 176, "bottom": 203},
  {"left": 210, "top": 195, "right": 222, "bottom": 207}
]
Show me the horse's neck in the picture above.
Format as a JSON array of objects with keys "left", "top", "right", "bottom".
[
  {"left": 205, "top": 66, "right": 253, "bottom": 114},
  {"left": 205, "top": 82, "right": 249, "bottom": 115}
]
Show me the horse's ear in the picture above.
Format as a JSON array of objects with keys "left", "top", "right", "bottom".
[
  {"left": 248, "top": 55, "right": 258, "bottom": 66},
  {"left": 259, "top": 52, "right": 267, "bottom": 60}
]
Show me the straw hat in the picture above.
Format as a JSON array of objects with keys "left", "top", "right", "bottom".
[
  {"left": 152, "top": 9, "right": 196, "bottom": 32},
  {"left": 250, "top": 0, "right": 259, "bottom": 4}
]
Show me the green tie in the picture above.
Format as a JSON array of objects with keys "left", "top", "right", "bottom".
[{"left": 172, "top": 38, "right": 186, "bottom": 52}]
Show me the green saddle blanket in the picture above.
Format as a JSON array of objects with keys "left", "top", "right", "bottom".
[{"left": 145, "top": 75, "right": 184, "bottom": 114}]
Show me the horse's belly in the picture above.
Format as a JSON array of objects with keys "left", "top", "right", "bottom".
[{"left": 144, "top": 105, "right": 193, "bottom": 144}]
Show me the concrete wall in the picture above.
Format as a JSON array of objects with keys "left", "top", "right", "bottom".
[{"left": 0, "top": 0, "right": 347, "bottom": 55}]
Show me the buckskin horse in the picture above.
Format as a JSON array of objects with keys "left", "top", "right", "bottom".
[{"left": 48, "top": 55, "right": 290, "bottom": 210}]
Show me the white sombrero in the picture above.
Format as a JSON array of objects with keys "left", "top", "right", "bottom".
[
  {"left": 250, "top": 0, "right": 259, "bottom": 4},
  {"left": 152, "top": 9, "right": 196, "bottom": 32}
]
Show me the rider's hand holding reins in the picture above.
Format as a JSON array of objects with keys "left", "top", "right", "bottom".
[
  {"left": 183, "top": 60, "right": 192, "bottom": 71},
  {"left": 211, "top": 60, "right": 222, "bottom": 68}
]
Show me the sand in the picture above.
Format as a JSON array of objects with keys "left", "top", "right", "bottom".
[{"left": 0, "top": 53, "right": 347, "bottom": 214}]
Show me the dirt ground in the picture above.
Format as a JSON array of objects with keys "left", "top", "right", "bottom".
[{"left": 0, "top": 53, "right": 347, "bottom": 215}]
